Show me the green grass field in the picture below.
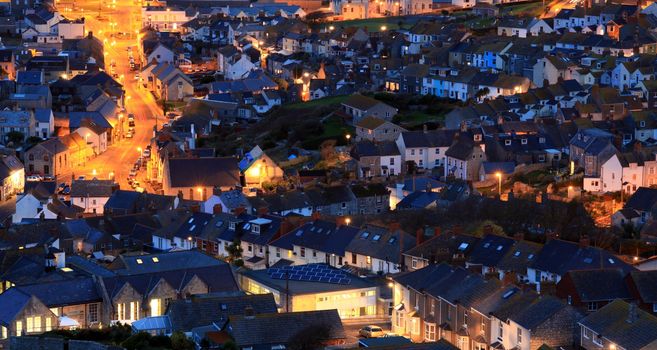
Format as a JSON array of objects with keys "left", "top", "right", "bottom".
[
  {"left": 501, "top": 1, "right": 545, "bottom": 17},
  {"left": 284, "top": 95, "right": 349, "bottom": 110}
]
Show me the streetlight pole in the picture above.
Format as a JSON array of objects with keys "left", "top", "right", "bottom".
[{"left": 496, "top": 172, "right": 502, "bottom": 196}]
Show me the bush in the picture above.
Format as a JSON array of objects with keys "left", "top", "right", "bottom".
[
  {"left": 171, "top": 331, "right": 195, "bottom": 350},
  {"left": 151, "top": 335, "right": 173, "bottom": 348},
  {"left": 121, "top": 332, "right": 152, "bottom": 350}
]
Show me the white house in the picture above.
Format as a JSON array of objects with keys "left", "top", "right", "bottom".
[
  {"left": 70, "top": 179, "right": 116, "bottom": 214},
  {"left": 147, "top": 43, "right": 175, "bottom": 64},
  {"left": 396, "top": 129, "right": 457, "bottom": 170}
]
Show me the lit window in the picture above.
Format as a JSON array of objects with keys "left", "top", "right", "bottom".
[
  {"left": 152, "top": 257, "right": 159, "bottom": 263},
  {"left": 136, "top": 259, "right": 143, "bottom": 264}
]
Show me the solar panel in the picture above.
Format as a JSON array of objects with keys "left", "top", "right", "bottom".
[{"left": 267, "top": 264, "right": 352, "bottom": 285}]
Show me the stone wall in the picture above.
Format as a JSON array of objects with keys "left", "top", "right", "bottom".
[{"left": 10, "top": 337, "right": 123, "bottom": 350}]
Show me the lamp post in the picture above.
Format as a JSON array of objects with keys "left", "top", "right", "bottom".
[{"left": 495, "top": 172, "right": 502, "bottom": 196}]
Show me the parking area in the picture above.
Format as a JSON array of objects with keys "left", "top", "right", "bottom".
[{"left": 343, "top": 321, "right": 392, "bottom": 346}]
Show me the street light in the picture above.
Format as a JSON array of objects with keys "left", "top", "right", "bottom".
[
  {"left": 495, "top": 172, "right": 502, "bottom": 196},
  {"left": 345, "top": 217, "right": 351, "bottom": 225}
]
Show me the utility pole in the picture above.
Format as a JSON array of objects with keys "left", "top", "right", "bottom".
[{"left": 285, "top": 269, "right": 290, "bottom": 313}]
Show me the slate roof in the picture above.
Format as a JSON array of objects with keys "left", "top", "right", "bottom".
[
  {"left": 530, "top": 239, "right": 634, "bottom": 277},
  {"left": 342, "top": 94, "right": 384, "bottom": 111},
  {"left": 0, "top": 288, "right": 33, "bottom": 326},
  {"left": 396, "top": 191, "right": 440, "bottom": 209},
  {"left": 346, "top": 224, "right": 415, "bottom": 265},
  {"left": 625, "top": 187, "right": 657, "bottom": 212},
  {"left": 167, "top": 157, "right": 240, "bottom": 188},
  {"left": 403, "top": 232, "right": 479, "bottom": 264},
  {"left": 167, "top": 293, "right": 277, "bottom": 331},
  {"left": 579, "top": 299, "right": 657, "bottom": 350},
  {"left": 70, "top": 179, "right": 116, "bottom": 198},
  {"left": 228, "top": 310, "right": 345, "bottom": 347},
  {"left": 561, "top": 269, "right": 630, "bottom": 302},
  {"left": 629, "top": 270, "right": 657, "bottom": 303},
  {"left": 14, "top": 277, "right": 102, "bottom": 307},
  {"left": 109, "top": 250, "right": 224, "bottom": 275},
  {"left": 510, "top": 295, "right": 569, "bottom": 330},
  {"left": 496, "top": 240, "right": 541, "bottom": 274},
  {"left": 399, "top": 130, "right": 458, "bottom": 148},
  {"left": 16, "top": 71, "right": 43, "bottom": 85},
  {"left": 269, "top": 220, "right": 359, "bottom": 256}
]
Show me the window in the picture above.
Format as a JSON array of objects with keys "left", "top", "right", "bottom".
[
  {"left": 300, "top": 247, "right": 305, "bottom": 257},
  {"left": 587, "top": 302, "right": 598, "bottom": 312},
  {"left": 150, "top": 298, "right": 162, "bottom": 317},
  {"left": 1, "top": 325, "right": 6, "bottom": 339},
  {"left": 411, "top": 258, "right": 418, "bottom": 269},
  {"left": 352, "top": 252, "right": 357, "bottom": 264},
  {"left": 26, "top": 317, "right": 34, "bottom": 333},
  {"left": 276, "top": 248, "right": 281, "bottom": 258},
  {"left": 498, "top": 321, "right": 503, "bottom": 339},
  {"left": 395, "top": 311, "right": 404, "bottom": 328},
  {"left": 517, "top": 327, "right": 522, "bottom": 344},
  {"left": 463, "top": 310, "right": 468, "bottom": 326},
  {"left": 89, "top": 303, "right": 99, "bottom": 323},
  {"left": 117, "top": 303, "right": 127, "bottom": 320},
  {"left": 425, "top": 323, "right": 436, "bottom": 341},
  {"left": 411, "top": 318, "right": 420, "bottom": 334},
  {"left": 653, "top": 303, "right": 657, "bottom": 313},
  {"left": 130, "top": 302, "right": 140, "bottom": 320},
  {"left": 16, "top": 320, "right": 22, "bottom": 335},
  {"left": 582, "top": 327, "right": 590, "bottom": 339},
  {"left": 45, "top": 317, "right": 51, "bottom": 332}
]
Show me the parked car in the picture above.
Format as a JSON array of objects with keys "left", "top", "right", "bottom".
[
  {"left": 359, "top": 326, "right": 384, "bottom": 338},
  {"left": 78, "top": 176, "right": 86, "bottom": 181},
  {"left": 129, "top": 169, "right": 136, "bottom": 177},
  {"left": 44, "top": 175, "right": 55, "bottom": 181},
  {"left": 128, "top": 114, "right": 135, "bottom": 121},
  {"left": 126, "top": 131, "right": 133, "bottom": 138},
  {"left": 26, "top": 175, "right": 43, "bottom": 182}
]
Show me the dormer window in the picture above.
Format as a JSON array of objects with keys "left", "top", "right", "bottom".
[
  {"left": 505, "top": 139, "right": 512, "bottom": 146},
  {"left": 252, "top": 225, "right": 260, "bottom": 234},
  {"left": 640, "top": 121, "right": 646, "bottom": 127},
  {"left": 521, "top": 138, "right": 528, "bottom": 145},
  {"left": 229, "top": 222, "right": 236, "bottom": 230}
]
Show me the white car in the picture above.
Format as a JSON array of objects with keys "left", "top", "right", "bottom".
[{"left": 26, "top": 175, "right": 43, "bottom": 182}]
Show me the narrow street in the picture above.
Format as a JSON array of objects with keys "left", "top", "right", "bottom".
[{"left": 57, "top": 0, "right": 161, "bottom": 191}]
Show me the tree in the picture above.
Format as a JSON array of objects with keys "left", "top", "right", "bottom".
[
  {"left": 120, "top": 332, "right": 152, "bottom": 350},
  {"left": 26, "top": 136, "right": 44, "bottom": 145},
  {"left": 226, "top": 239, "right": 243, "bottom": 263},
  {"left": 5, "top": 131, "right": 24, "bottom": 145},
  {"left": 475, "top": 87, "right": 490, "bottom": 100},
  {"left": 171, "top": 331, "right": 195, "bottom": 350}
]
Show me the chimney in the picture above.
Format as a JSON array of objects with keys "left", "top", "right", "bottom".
[
  {"left": 244, "top": 306, "right": 256, "bottom": 319},
  {"left": 279, "top": 218, "right": 295, "bottom": 236},
  {"left": 257, "top": 206, "right": 268, "bottom": 216},
  {"left": 87, "top": 31, "right": 93, "bottom": 39},
  {"left": 627, "top": 303, "right": 638, "bottom": 323},
  {"left": 579, "top": 235, "right": 590, "bottom": 248},
  {"left": 234, "top": 206, "right": 246, "bottom": 216},
  {"left": 416, "top": 229, "right": 425, "bottom": 246},
  {"left": 213, "top": 204, "right": 223, "bottom": 214},
  {"left": 311, "top": 211, "right": 321, "bottom": 221}
]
